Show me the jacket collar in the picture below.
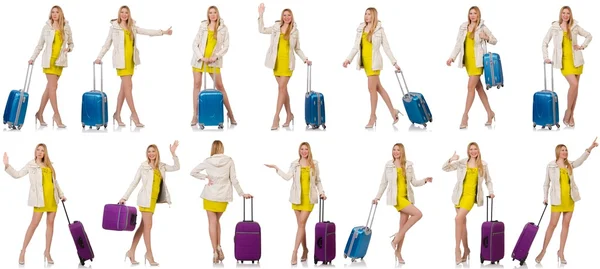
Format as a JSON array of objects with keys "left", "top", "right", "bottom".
[
  {"left": 201, "top": 18, "right": 226, "bottom": 30},
  {"left": 552, "top": 20, "right": 578, "bottom": 30},
  {"left": 110, "top": 19, "right": 136, "bottom": 30},
  {"left": 357, "top": 21, "right": 382, "bottom": 32},
  {"left": 45, "top": 20, "right": 69, "bottom": 28},
  {"left": 273, "top": 21, "right": 297, "bottom": 34},
  {"left": 26, "top": 160, "right": 54, "bottom": 168},
  {"left": 140, "top": 160, "right": 163, "bottom": 170},
  {"left": 385, "top": 160, "right": 413, "bottom": 167},
  {"left": 460, "top": 20, "right": 485, "bottom": 30}
]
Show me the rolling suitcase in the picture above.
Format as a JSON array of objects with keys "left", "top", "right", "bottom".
[
  {"left": 481, "top": 196, "right": 505, "bottom": 264},
  {"left": 483, "top": 42, "right": 504, "bottom": 90},
  {"left": 394, "top": 70, "right": 432, "bottom": 127},
  {"left": 533, "top": 62, "right": 560, "bottom": 130},
  {"left": 304, "top": 65, "right": 326, "bottom": 129},
  {"left": 102, "top": 204, "right": 137, "bottom": 231},
  {"left": 81, "top": 62, "right": 108, "bottom": 130},
  {"left": 511, "top": 203, "right": 548, "bottom": 266},
  {"left": 314, "top": 198, "right": 336, "bottom": 265},
  {"left": 61, "top": 201, "right": 95, "bottom": 266},
  {"left": 344, "top": 203, "right": 377, "bottom": 262},
  {"left": 3, "top": 63, "right": 33, "bottom": 130},
  {"left": 234, "top": 197, "right": 261, "bottom": 264},
  {"left": 198, "top": 65, "right": 225, "bottom": 130}
]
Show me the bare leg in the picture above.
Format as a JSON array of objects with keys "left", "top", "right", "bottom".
[
  {"left": 272, "top": 76, "right": 291, "bottom": 129},
  {"left": 375, "top": 78, "right": 399, "bottom": 123},
  {"left": 461, "top": 215, "right": 470, "bottom": 261},
  {"left": 36, "top": 76, "right": 51, "bottom": 125},
  {"left": 395, "top": 212, "right": 409, "bottom": 262},
  {"left": 120, "top": 76, "right": 144, "bottom": 126},
  {"left": 207, "top": 211, "right": 219, "bottom": 263},
  {"left": 558, "top": 212, "right": 573, "bottom": 262},
  {"left": 291, "top": 210, "right": 311, "bottom": 265},
  {"left": 212, "top": 73, "right": 237, "bottom": 124},
  {"left": 216, "top": 212, "right": 224, "bottom": 260},
  {"left": 535, "top": 212, "right": 561, "bottom": 262},
  {"left": 564, "top": 75, "right": 579, "bottom": 126},
  {"left": 43, "top": 212, "right": 57, "bottom": 263},
  {"left": 461, "top": 76, "right": 479, "bottom": 127},
  {"left": 283, "top": 81, "right": 293, "bottom": 126},
  {"left": 127, "top": 219, "right": 144, "bottom": 264},
  {"left": 366, "top": 76, "right": 378, "bottom": 127},
  {"left": 392, "top": 205, "right": 423, "bottom": 243},
  {"left": 114, "top": 78, "right": 126, "bottom": 124},
  {"left": 474, "top": 79, "right": 495, "bottom": 124},
  {"left": 19, "top": 212, "right": 43, "bottom": 264},
  {"left": 191, "top": 71, "right": 202, "bottom": 125},
  {"left": 141, "top": 212, "right": 157, "bottom": 264},
  {"left": 454, "top": 208, "right": 470, "bottom": 264}
]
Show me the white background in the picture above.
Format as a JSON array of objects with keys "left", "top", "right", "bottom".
[{"left": 0, "top": 0, "right": 598, "bottom": 269}]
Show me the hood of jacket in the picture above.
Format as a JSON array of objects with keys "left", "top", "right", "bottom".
[
  {"left": 460, "top": 19, "right": 486, "bottom": 30},
  {"left": 110, "top": 19, "right": 136, "bottom": 29},
  {"left": 551, "top": 20, "right": 579, "bottom": 30},
  {"left": 273, "top": 20, "right": 298, "bottom": 33},
  {"left": 385, "top": 160, "right": 413, "bottom": 168},
  {"left": 203, "top": 154, "right": 233, "bottom": 168},
  {"left": 200, "top": 18, "right": 226, "bottom": 31},
  {"left": 46, "top": 19, "right": 70, "bottom": 27},
  {"left": 356, "top": 21, "right": 383, "bottom": 32},
  {"left": 458, "top": 158, "right": 488, "bottom": 167}
]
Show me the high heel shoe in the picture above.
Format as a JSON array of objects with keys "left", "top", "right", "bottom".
[
  {"left": 485, "top": 112, "right": 495, "bottom": 126},
  {"left": 557, "top": 250, "right": 567, "bottom": 264},
  {"left": 124, "top": 250, "right": 139, "bottom": 264},
  {"left": 300, "top": 248, "right": 309, "bottom": 262},
  {"left": 144, "top": 253, "right": 159, "bottom": 266},
  {"left": 113, "top": 113, "right": 126, "bottom": 127},
  {"left": 291, "top": 251, "right": 298, "bottom": 265},
  {"left": 455, "top": 248, "right": 462, "bottom": 265},
  {"left": 18, "top": 250, "right": 25, "bottom": 265},
  {"left": 459, "top": 114, "right": 468, "bottom": 129},
  {"left": 461, "top": 248, "right": 470, "bottom": 262},
  {"left": 227, "top": 113, "right": 237, "bottom": 125},
  {"left": 271, "top": 117, "right": 280, "bottom": 130},
  {"left": 282, "top": 113, "right": 294, "bottom": 128},
  {"left": 43, "top": 252, "right": 54, "bottom": 264},
  {"left": 35, "top": 112, "right": 47, "bottom": 126},
  {"left": 217, "top": 246, "right": 225, "bottom": 261},
  {"left": 130, "top": 115, "right": 145, "bottom": 128},
  {"left": 365, "top": 116, "right": 377, "bottom": 129},
  {"left": 392, "top": 109, "right": 403, "bottom": 125},
  {"left": 52, "top": 114, "right": 66, "bottom": 128},
  {"left": 212, "top": 251, "right": 219, "bottom": 264},
  {"left": 535, "top": 250, "right": 545, "bottom": 263}
]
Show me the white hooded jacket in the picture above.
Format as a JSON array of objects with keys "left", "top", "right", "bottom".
[{"left": 190, "top": 154, "right": 245, "bottom": 202}]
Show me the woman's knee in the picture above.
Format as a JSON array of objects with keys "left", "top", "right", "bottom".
[{"left": 413, "top": 210, "right": 423, "bottom": 220}]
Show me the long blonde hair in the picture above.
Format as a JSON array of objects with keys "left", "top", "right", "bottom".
[
  {"left": 48, "top": 6, "right": 66, "bottom": 41},
  {"left": 211, "top": 140, "right": 225, "bottom": 156},
  {"left": 392, "top": 143, "right": 407, "bottom": 179},
  {"left": 467, "top": 142, "right": 484, "bottom": 176},
  {"left": 116, "top": 5, "right": 135, "bottom": 40},
  {"left": 298, "top": 142, "right": 315, "bottom": 173},
  {"left": 279, "top": 8, "right": 294, "bottom": 40},
  {"left": 207, "top": 6, "right": 220, "bottom": 41},
  {"left": 559, "top": 6, "right": 574, "bottom": 40},
  {"left": 146, "top": 144, "right": 161, "bottom": 169},
  {"left": 364, "top": 7, "right": 378, "bottom": 42},
  {"left": 555, "top": 144, "right": 573, "bottom": 174},
  {"left": 467, "top": 6, "right": 481, "bottom": 39},
  {"left": 35, "top": 143, "right": 56, "bottom": 178}
]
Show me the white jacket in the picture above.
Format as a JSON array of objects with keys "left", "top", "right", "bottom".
[
  {"left": 5, "top": 160, "right": 64, "bottom": 207},
  {"left": 375, "top": 160, "right": 428, "bottom": 206},
  {"left": 258, "top": 17, "right": 307, "bottom": 70},
  {"left": 449, "top": 20, "right": 497, "bottom": 68},
  {"left": 544, "top": 151, "right": 589, "bottom": 205},
  {"left": 30, "top": 20, "right": 74, "bottom": 68},
  {"left": 542, "top": 21, "right": 592, "bottom": 69},
  {"left": 190, "top": 154, "right": 245, "bottom": 202},
  {"left": 276, "top": 159, "right": 325, "bottom": 204},
  {"left": 122, "top": 156, "right": 180, "bottom": 208},
  {"left": 191, "top": 19, "right": 229, "bottom": 69},
  {"left": 442, "top": 158, "right": 494, "bottom": 207},
  {"left": 345, "top": 21, "right": 397, "bottom": 71},
  {"left": 97, "top": 20, "right": 165, "bottom": 69}
]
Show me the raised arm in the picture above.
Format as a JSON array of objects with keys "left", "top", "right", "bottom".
[
  {"left": 380, "top": 28, "right": 397, "bottom": 65},
  {"left": 577, "top": 25, "right": 593, "bottom": 49},
  {"left": 542, "top": 27, "right": 553, "bottom": 62},
  {"left": 29, "top": 26, "right": 46, "bottom": 62},
  {"left": 573, "top": 137, "right": 597, "bottom": 168},
  {"left": 442, "top": 152, "right": 460, "bottom": 172},
  {"left": 5, "top": 164, "right": 29, "bottom": 179},
  {"left": 229, "top": 161, "right": 245, "bottom": 196},
  {"left": 257, "top": 16, "right": 273, "bottom": 34},
  {"left": 135, "top": 25, "right": 166, "bottom": 36},
  {"left": 164, "top": 141, "right": 180, "bottom": 172},
  {"left": 276, "top": 163, "right": 294, "bottom": 181},
  {"left": 65, "top": 24, "right": 74, "bottom": 52},
  {"left": 122, "top": 166, "right": 142, "bottom": 201},
  {"left": 96, "top": 26, "right": 113, "bottom": 61}
]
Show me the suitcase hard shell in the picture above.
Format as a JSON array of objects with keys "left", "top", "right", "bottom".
[
  {"left": 102, "top": 204, "right": 137, "bottom": 231},
  {"left": 81, "top": 63, "right": 108, "bottom": 130},
  {"left": 62, "top": 201, "right": 95, "bottom": 266},
  {"left": 481, "top": 196, "right": 505, "bottom": 264},
  {"left": 3, "top": 64, "right": 33, "bottom": 130},
  {"left": 198, "top": 67, "right": 225, "bottom": 129},
  {"left": 304, "top": 65, "right": 326, "bottom": 129},
  {"left": 394, "top": 70, "right": 432, "bottom": 127},
  {"left": 483, "top": 43, "right": 504, "bottom": 90},
  {"left": 533, "top": 63, "right": 560, "bottom": 130},
  {"left": 234, "top": 197, "right": 261, "bottom": 264},
  {"left": 511, "top": 204, "right": 548, "bottom": 266},
  {"left": 314, "top": 198, "right": 336, "bottom": 265},
  {"left": 344, "top": 203, "right": 377, "bottom": 261}
]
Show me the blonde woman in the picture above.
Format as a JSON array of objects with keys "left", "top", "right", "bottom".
[
  {"left": 190, "top": 140, "right": 253, "bottom": 263},
  {"left": 3, "top": 144, "right": 66, "bottom": 265},
  {"left": 372, "top": 143, "right": 432, "bottom": 264},
  {"left": 95, "top": 5, "right": 173, "bottom": 128},
  {"left": 534, "top": 138, "right": 597, "bottom": 264},
  {"left": 257, "top": 3, "right": 312, "bottom": 130},
  {"left": 442, "top": 142, "right": 495, "bottom": 264},
  {"left": 446, "top": 6, "right": 497, "bottom": 129},
  {"left": 190, "top": 6, "right": 237, "bottom": 126},
  {"left": 119, "top": 141, "right": 180, "bottom": 266},
  {"left": 343, "top": 7, "right": 402, "bottom": 128},
  {"left": 264, "top": 142, "right": 326, "bottom": 265},
  {"left": 29, "top": 6, "right": 74, "bottom": 128},
  {"left": 542, "top": 6, "right": 593, "bottom": 127}
]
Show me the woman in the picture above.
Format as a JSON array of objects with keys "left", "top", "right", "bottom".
[
  {"left": 343, "top": 7, "right": 402, "bottom": 128},
  {"left": 190, "top": 140, "right": 253, "bottom": 263},
  {"left": 542, "top": 6, "right": 593, "bottom": 127},
  {"left": 442, "top": 142, "right": 495, "bottom": 265},
  {"left": 3, "top": 144, "right": 66, "bottom": 265},
  {"left": 257, "top": 3, "right": 312, "bottom": 130},
  {"left": 372, "top": 143, "right": 432, "bottom": 264},
  {"left": 534, "top": 137, "right": 597, "bottom": 264},
  {"left": 190, "top": 6, "right": 237, "bottom": 126},
  {"left": 446, "top": 6, "right": 497, "bottom": 129},
  {"left": 95, "top": 5, "right": 173, "bottom": 128},
  {"left": 29, "top": 5, "right": 74, "bottom": 128},
  {"left": 119, "top": 140, "right": 180, "bottom": 266},
  {"left": 264, "top": 142, "right": 326, "bottom": 265}
]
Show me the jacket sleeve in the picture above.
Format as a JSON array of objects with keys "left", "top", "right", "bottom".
[
  {"left": 315, "top": 163, "right": 325, "bottom": 195},
  {"left": 293, "top": 30, "right": 308, "bottom": 62},
  {"left": 258, "top": 16, "right": 272, "bottom": 34},
  {"left": 276, "top": 163, "right": 294, "bottom": 181},
  {"left": 53, "top": 173, "right": 65, "bottom": 198},
  {"left": 449, "top": 25, "right": 464, "bottom": 60},
  {"left": 345, "top": 29, "right": 361, "bottom": 62},
  {"left": 122, "top": 166, "right": 142, "bottom": 200},
  {"left": 375, "top": 166, "right": 388, "bottom": 199},
  {"left": 212, "top": 27, "right": 230, "bottom": 59},
  {"left": 192, "top": 27, "right": 203, "bottom": 61},
  {"left": 30, "top": 26, "right": 46, "bottom": 61},
  {"left": 164, "top": 156, "right": 180, "bottom": 172},
  {"left": 577, "top": 25, "right": 593, "bottom": 49},
  {"left": 5, "top": 164, "right": 30, "bottom": 179},
  {"left": 97, "top": 26, "right": 113, "bottom": 60},
  {"left": 482, "top": 26, "right": 497, "bottom": 45},
  {"left": 65, "top": 24, "right": 74, "bottom": 52},
  {"left": 442, "top": 159, "right": 459, "bottom": 172},
  {"left": 135, "top": 26, "right": 164, "bottom": 36},
  {"left": 484, "top": 164, "right": 494, "bottom": 195},
  {"left": 542, "top": 27, "right": 553, "bottom": 61},
  {"left": 543, "top": 165, "right": 551, "bottom": 202},
  {"left": 189, "top": 162, "right": 208, "bottom": 180},
  {"left": 229, "top": 161, "right": 245, "bottom": 196},
  {"left": 571, "top": 150, "right": 590, "bottom": 168},
  {"left": 380, "top": 28, "right": 397, "bottom": 65},
  {"left": 408, "top": 165, "right": 427, "bottom": 187}
]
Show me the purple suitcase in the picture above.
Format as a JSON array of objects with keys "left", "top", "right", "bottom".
[
  {"left": 314, "top": 198, "right": 336, "bottom": 265},
  {"left": 480, "top": 196, "right": 504, "bottom": 264},
  {"left": 511, "top": 204, "right": 548, "bottom": 266},
  {"left": 234, "top": 197, "right": 261, "bottom": 264},
  {"left": 102, "top": 204, "right": 137, "bottom": 231},
  {"left": 61, "top": 201, "right": 95, "bottom": 266}
]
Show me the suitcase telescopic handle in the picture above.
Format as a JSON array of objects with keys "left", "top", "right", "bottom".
[
  {"left": 201, "top": 61, "right": 216, "bottom": 91},
  {"left": 394, "top": 70, "right": 410, "bottom": 96},
  {"left": 365, "top": 203, "right": 377, "bottom": 229},
  {"left": 22, "top": 63, "right": 34, "bottom": 93},
  {"left": 242, "top": 197, "right": 254, "bottom": 222},
  {"left": 543, "top": 61, "right": 554, "bottom": 92},
  {"left": 486, "top": 195, "right": 494, "bottom": 222},
  {"left": 306, "top": 64, "right": 312, "bottom": 94},
  {"left": 61, "top": 200, "right": 71, "bottom": 225},
  {"left": 537, "top": 203, "right": 548, "bottom": 227},
  {"left": 93, "top": 62, "right": 104, "bottom": 93},
  {"left": 318, "top": 197, "right": 325, "bottom": 222}
]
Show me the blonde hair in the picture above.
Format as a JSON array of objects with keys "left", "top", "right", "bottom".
[
  {"left": 211, "top": 140, "right": 225, "bottom": 156},
  {"left": 364, "top": 7, "right": 378, "bottom": 42},
  {"left": 48, "top": 6, "right": 66, "bottom": 41},
  {"left": 555, "top": 144, "right": 573, "bottom": 174},
  {"left": 467, "top": 142, "right": 484, "bottom": 176},
  {"left": 117, "top": 6, "right": 135, "bottom": 40},
  {"left": 279, "top": 8, "right": 294, "bottom": 40},
  {"left": 392, "top": 143, "right": 407, "bottom": 179},
  {"left": 467, "top": 6, "right": 481, "bottom": 39},
  {"left": 146, "top": 144, "right": 161, "bottom": 169},
  {"left": 35, "top": 143, "right": 56, "bottom": 178},
  {"left": 207, "top": 6, "right": 220, "bottom": 41},
  {"left": 559, "top": 6, "right": 574, "bottom": 40},
  {"left": 298, "top": 142, "right": 315, "bottom": 173}
]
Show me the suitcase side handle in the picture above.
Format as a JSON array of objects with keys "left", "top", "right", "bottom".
[
  {"left": 61, "top": 200, "right": 71, "bottom": 225},
  {"left": 92, "top": 62, "right": 104, "bottom": 93},
  {"left": 242, "top": 197, "right": 254, "bottom": 222},
  {"left": 365, "top": 203, "right": 377, "bottom": 229},
  {"left": 543, "top": 62, "right": 554, "bottom": 92}
]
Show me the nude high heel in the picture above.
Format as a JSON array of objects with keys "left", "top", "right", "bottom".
[
  {"left": 393, "top": 109, "right": 403, "bottom": 125},
  {"left": 144, "top": 253, "right": 159, "bottom": 266},
  {"left": 52, "top": 114, "right": 66, "bottom": 128},
  {"left": 282, "top": 113, "right": 294, "bottom": 128},
  {"left": 459, "top": 114, "right": 468, "bottom": 129},
  {"left": 130, "top": 115, "right": 145, "bottom": 128},
  {"left": 557, "top": 250, "right": 567, "bottom": 264},
  {"left": 461, "top": 248, "right": 470, "bottom": 262},
  {"left": 291, "top": 251, "right": 298, "bottom": 265},
  {"left": 485, "top": 112, "right": 495, "bottom": 126},
  {"left": 217, "top": 246, "right": 225, "bottom": 261},
  {"left": 365, "top": 115, "right": 377, "bottom": 129},
  {"left": 300, "top": 248, "right": 309, "bottom": 262},
  {"left": 212, "top": 251, "right": 219, "bottom": 264},
  {"left": 113, "top": 113, "right": 126, "bottom": 127},
  {"left": 43, "top": 252, "right": 54, "bottom": 264},
  {"left": 124, "top": 250, "right": 139, "bottom": 264},
  {"left": 35, "top": 112, "right": 47, "bottom": 126},
  {"left": 18, "top": 250, "right": 25, "bottom": 265},
  {"left": 455, "top": 248, "right": 462, "bottom": 265}
]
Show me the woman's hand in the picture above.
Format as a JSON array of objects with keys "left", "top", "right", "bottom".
[
  {"left": 243, "top": 194, "right": 253, "bottom": 199},
  {"left": 208, "top": 57, "right": 217, "bottom": 63},
  {"left": 206, "top": 176, "right": 214, "bottom": 186},
  {"left": 544, "top": 59, "right": 552, "bottom": 64},
  {"left": 95, "top": 59, "right": 102, "bottom": 64},
  {"left": 446, "top": 58, "right": 454, "bottom": 66},
  {"left": 118, "top": 199, "right": 126, "bottom": 205},
  {"left": 372, "top": 198, "right": 379, "bottom": 204},
  {"left": 393, "top": 63, "right": 401, "bottom": 71},
  {"left": 162, "top": 27, "right": 173, "bottom": 35},
  {"left": 258, "top": 3, "right": 265, "bottom": 16},
  {"left": 320, "top": 194, "right": 327, "bottom": 200},
  {"left": 543, "top": 199, "right": 548, "bottom": 205},
  {"left": 489, "top": 194, "right": 495, "bottom": 199},
  {"left": 28, "top": 60, "right": 34, "bottom": 65},
  {"left": 3, "top": 152, "right": 8, "bottom": 167},
  {"left": 573, "top": 44, "right": 583, "bottom": 50},
  {"left": 425, "top": 177, "right": 433, "bottom": 183},
  {"left": 63, "top": 48, "right": 69, "bottom": 53},
  {"left": 170, "top": 140, "right": 179, "bottom": 156},
  {"left": 264, "top": 164, "right": 278, "bottom": 171},
  {"left": 60, "top": 196, "right": 67, "bottom": 202},
  {"left": 588, "top": 137, "right": 598, "bottom": 152},
  {"left": 450, "top": 151, "right": 459, "bottom": 161},
  {"left": 305, "top": 59, "right": 312, "bottom": 65}
]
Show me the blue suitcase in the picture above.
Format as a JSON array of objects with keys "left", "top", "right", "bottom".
[
  {"left": 198, "top": 69, "right": 225, "bottom": 130},
  {"left": 533, "top": 62, "right": 560, "bottom": 130},
  {"left": 3, "top": 64, "right": 33, "bottom": 130},
  {"left": 344, "top": 204, "right": 377, "bottom": 262},
  {"left": 483, "top": 43, "right": 504, "bottom": 90},
  {"left": 304, "top": 65, "right": 326, "bottom": 129},
  {"left": 81, "top": 63, "right": 108, "bottom": 130},
  {"left": 394, "top": 70, "right": 432, "bottom": 127}
]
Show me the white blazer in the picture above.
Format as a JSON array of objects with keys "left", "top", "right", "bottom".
[
  {"left": 345, "top": 21, "right": 397, "bottom": 71},
  {"left": 122, "top": 156, "right": 180, "bottom": 208},
  {"left": 442, "top": 158, "right": 494, "bottom": 207},
  {"left": 190, "top": 154, "right": 246, "bottom": 202},
  {"left": 375, "top": 160, "right": 428, "bottom": 206},
  {"left": 30, "top": 20, "right": 74, "bottom": 68},
  {"left": 276, "top": 159, "right": 325, "bottom": 205},
  {"left": 448, "top": 20, "right": 497, "bottom": 68},
  {"left": 542, "top": 20, "right": 592, "bottom": 69},
  {"left": 191, "top": 19, "right": 229, "bottom": 69},
  {"left": 258, "top": 17, "right": 307, "bottom": 70},
  {"left": 5, "top": 160, "right": 64, "bottom": 207},
  {"left": 544, "top": 151, "right": 589, "bottom": 205}
]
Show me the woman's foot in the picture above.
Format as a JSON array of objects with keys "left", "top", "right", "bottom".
[
  {"left": 217, "top": 246, "right": 225, "bottom": 261},
  {"left": 113, "top": 112, "right": 125, "bottom": 126},
  {"left": 392, "top": 109, "right": 402, "bottom": 125},
  {"left": 212, "top": 251, "right": 219, "bottom": 264},
  {"left": 563, "top": 109, "right": 572, "bottom": 127},
  {"left": 459, "top": 114, "right": 468, "bottom": 129},
  {"left": 130, "top": 114, "right": 145, "bottom": 128},
  {"left": 271, "top": 116, "right": 280, "bottom": 130},
  {"left": 300, "top": 248, "right": 309, "bottom": 262},
  {"left": 455, "top": 248, "right": 462, "bottom": 265},
  {"left": 282, "top": 113, "right": 294, "bottom": 128},
  {"left": 461, "top": 248, "right": 470, "bottom": 262},
  {"left": 227, "top": 112, "right": 237, "bottom": 125},
  {"left": 365, "top": 115, "right": 377, "bottom": 128},
  {"left": 190, "top": 114, "right": 198, "bottom": 126},
  {"left": 569, "top": 114, "right": 575, "bottom": 127},
  {"left": 43, "top": 251, "right": 54, "bottom": 264},
  {"left": 485, "top": 111, "right": 495, "bottom": 126},
  {"left": 124, "top": 250, "right": 139, "bottom": 264},
  {"left": 557, "top": 250, "right": 567, "bottom": 264},
  {"left": 395, "top": 250, "right": 405, "bottom": 264},
  {"left": 291, "top": 251, "right": 298, "bottom": 265},
  {"left": 18, "top": 250, "right": 25, "bottom": 265},
  {"left": 35, "top": 112, "right": 47, "bottom": 126},
  {"left": 52, "top": 114, "right": 66, "bottom": 128},
  {"left": 535, "top": 250, "right": 545, "bottom": 263},
  {"left": 144, "top": 252, "right": 159, "bottom": 266}
]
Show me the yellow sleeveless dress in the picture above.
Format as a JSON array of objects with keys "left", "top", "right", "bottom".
[
  {"left": 117, "top": 30, "right": 135, "bottom": 77},
  {"left": 361, "top": 32, "right": 380, "bottom": 76},
  {"left": 139, "top": 169, "right": 162, "bottom": 213},
  {"left": 561, "top": 31, "right": 583, "bottom": 76},
  {"left": 292, "top": 167, "right": 314, "bottom": 212},
  {"left": 551, "top": 168, "right": 575, "bottom": 212},
  {"left": 34, "top": 167, "right": 57, "bottom": 213},
  {"left": 464, "top": 31, "right": 483, "bottom": 76},
  {"left": 273, "top": 33, "right": 292, "bottom": 77},
  {"left": 456, "top": 167, "right": 478, "bottom": 210},
  {"left": 193, "top": 30, "right": 221, "bottom": 74},
  {"left": 43, "top": 30, "right": 63, "bottom": 76},
  {"left": 394, "top": 168, "right": 411, "bottom": 211}
]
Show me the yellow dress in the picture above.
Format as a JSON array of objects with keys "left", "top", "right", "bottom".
[
  {"left": 34, "top": 167, "right": 57, "bottom": 213},
  {"left": 394, "top": 168, "right": 411, "bottom": 211},
  {"left": 43, "top": 30, "right": 63, "bottom": 76},
  {"left": 561, "top": 31, "right": 584, "bottom": 76},
  {"left": 551, "top": 168, "right": 575, "bottom": 212},
  {"left": 193, "top": 30, "right": 221, "bottom": 74},
  {"left": 273, "top": 33, "right": 293, "bottom": 77},
  {"left": 139, "top": 169, "right": 162, "bottom": 213},
  {"left": 456, "top": 167, "right": 478, "bottom": 210},
  {"left": 117, "top": 30, "right": 135, "bottom": 77},
  {"left": 292, "top": 167, "right": 314, "bottom": 212},
  {"left": 361, "top": 32, "right": 380, "bottom": 76},
  {"left": 464, "top": 31, "right": 483, "bottom": 76}
]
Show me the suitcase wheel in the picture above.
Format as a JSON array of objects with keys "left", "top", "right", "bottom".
[
  {"left": 2, "top": 121, "right": 6, "bottom": 124},
  {"left": 96, "top": 126, "right": 101, "bottom": 130},
  {"left": 17, "top": 125, "right": 22, "bottom": 130},
  {"left": 423, "top": 123, "right": 427, "bottom": 127},
  {"left": 199, "top": 124, "right": 205, "bottom": 130},
  {"left": 344, "top": 254, "right": 347, "bottom": 258},
  {"left": 351, "top": 258, "right": 356, "bottom": 262},
  {"left": 480, "top": 255, "right": 483, "bottom": 264},
  {"left": 218, "top": 124, "right": 223, "bottom": 129}
]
